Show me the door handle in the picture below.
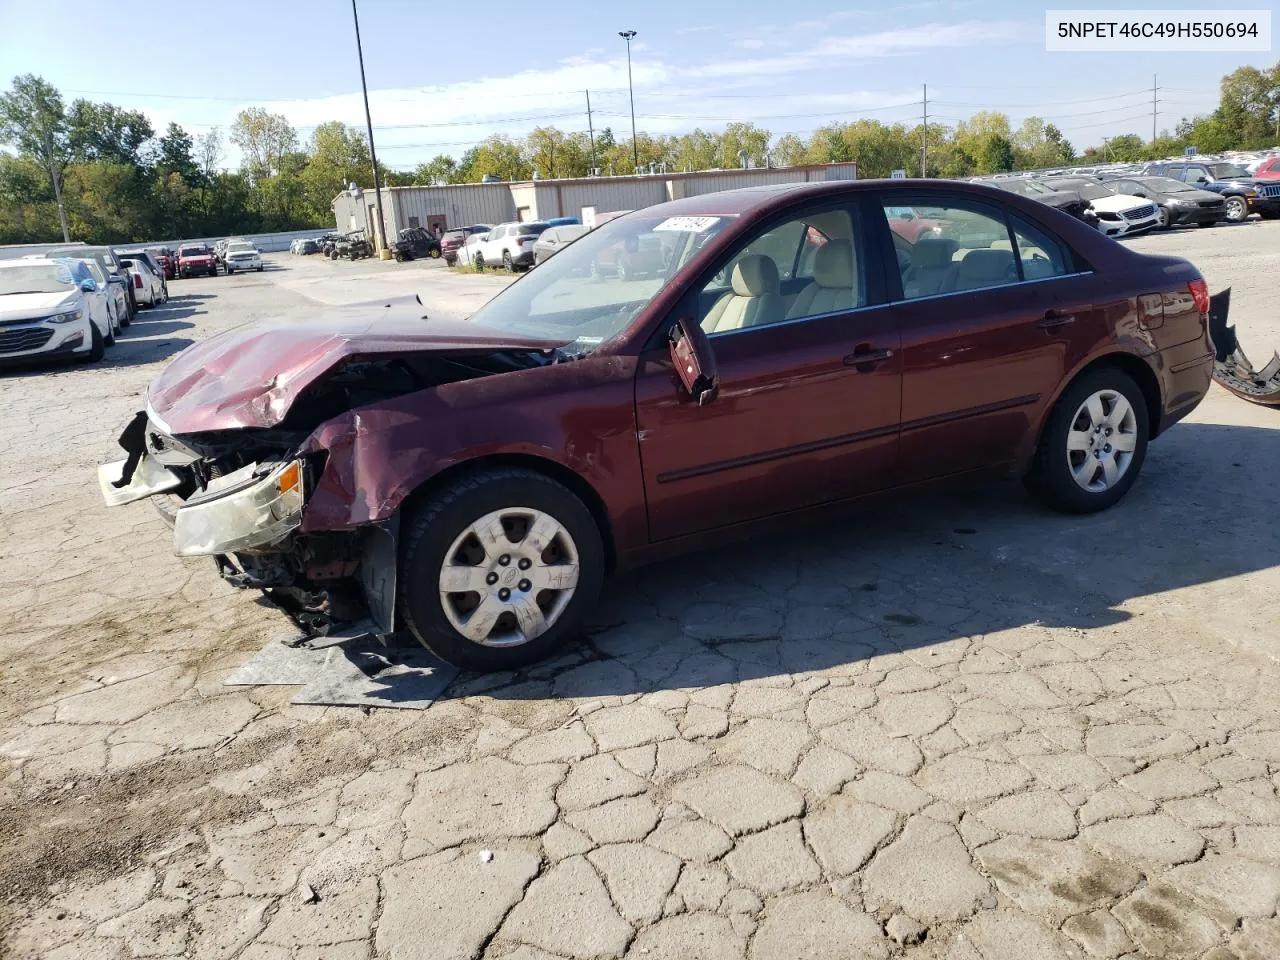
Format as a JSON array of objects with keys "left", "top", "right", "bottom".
[
  {"left": 843, "top": 346, "right": 894, "bottom": 370},
  {"left": 1038, "top": 310, "right": 1076, "bottom": 329}
]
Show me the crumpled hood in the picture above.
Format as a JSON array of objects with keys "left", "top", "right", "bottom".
[{"left": 147, "top": 294, "right": 568, "bottom": 434}]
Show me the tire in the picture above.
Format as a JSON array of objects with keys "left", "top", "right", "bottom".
[
  {"left": 474, "top": 254, "right": 485, "bottom": 272},
  {"left": 502, "top": 250, "right": 513, "bottom": 271},
  {"left": 1158, "top": 206, "right": 1172, "bottom": 230},
  {"left": 258, "top": 265, "right": 263, "bottom": 272},
  {"left": 1224, "top": 196, "right": 1248, "bottom": 222},
  {"left": 398, "top": 468, "right": 605, "bottom": 671},
  {"left": 1026, "top": 366, "right": 1149, "bottom": 514},
  {"left": 429, "top": 247, "right": 442, "bottom": 259},
  {"left": 118, "top": 303, "right": 130, "bottom": 329},
  {"left": 78, "top": 324, "right": 105, "bottom": 364}
]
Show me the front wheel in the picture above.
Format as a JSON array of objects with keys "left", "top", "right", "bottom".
[
  {"left": 398, "top": 468, "right": 605, "bottom": 671},
  {"left": 1224, "top": 196, "right": 1248, "bottom": 222},
  {"left": 1026, "top": 367, "right": 1149, "bottom": 514},
  {"left": 78, "top": 324, "right": 105, "bottom": 363},
  {"left": 429, "top": 247, "right": 442, "bottom": 259},
  {"left": 1158, "top": 206, "right": 1172, "bottom": 230},
  {"left": 474, "top": 254, "right": 485, "bottom": 272}
]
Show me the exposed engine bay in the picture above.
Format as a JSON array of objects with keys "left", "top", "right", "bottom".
[{"left": 103, "top": 346, "right": 564, "bottom": 636}]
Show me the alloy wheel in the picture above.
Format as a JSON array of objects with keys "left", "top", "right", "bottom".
[
  {"left": 1225, "top": 197, "right": 1247, "bottom": 222},
  {"left": 1066, "top": 389, "right": 1138, "bottom": 493},
  {"left": 437, "top": 507, "right": 580, "bottom": 647}
]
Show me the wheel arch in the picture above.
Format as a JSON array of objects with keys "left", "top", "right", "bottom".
[
  {"left": 1039, "top": 349, "right": 1164, "bottom": 443},
  {"left": 399, "top": 453, "right": 618, "bottom": 574}
]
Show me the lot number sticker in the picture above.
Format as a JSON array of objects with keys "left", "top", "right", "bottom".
[{"left": 653, "top": 216, "right": 722, "bottom": 233}]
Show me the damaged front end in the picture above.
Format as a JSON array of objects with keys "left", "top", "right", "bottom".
[
  {"left": 98, "top": 339, "right": 566, "bottom": 637},
  {"left": 1209, "top": 287, "right": 1280, "bottom": 406}
]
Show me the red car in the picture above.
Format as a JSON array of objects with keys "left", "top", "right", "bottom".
[
  {"left": 176, "top": 243, "right": 217, "bottom": 279},
  {"left": 100, "top": 180, "right": 1214, "bottom": 670},
  {"left": 147, "top": 246, "right": 178, "bottom": 280}
]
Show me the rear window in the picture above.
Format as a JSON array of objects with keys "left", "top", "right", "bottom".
[{"left": 517, "top": 224, "right": 549, "bottom": 236}]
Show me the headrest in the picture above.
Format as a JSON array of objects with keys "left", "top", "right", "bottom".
[
  {"left": 731, "top": 254, "right": 780, "bottom": 297},
  {"left": 812, "top": 240, "right": 854, "bottom": 288},
  {"left": 958, "top": 248, "right": 1015, "bottom": 282},
  {"left": 913, "top": 237, "right": 958, "bottom": 268}
]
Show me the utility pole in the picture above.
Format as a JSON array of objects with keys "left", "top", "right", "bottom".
[
  {"left": 1152, "top": 73, "right": 1158, "bottom": 143},
  {"left": 351, "top": 0, "right": 388, "bottom": 258},
  {"left": 921, "top": 83, "right": 928, "bottom": 178},
  {"left": 586, "top": 89, "right": 597, "bottom": 173},
  {"left": 619, "top": 30, "right": 639, "bottom": 173}
]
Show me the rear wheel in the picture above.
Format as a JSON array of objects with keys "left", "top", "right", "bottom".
[
  {"left": 502, "top": 250, "right": 513, "bottom": 271},
  {"left": 474, "top": 254, "right": 485, "bottom": 272},
  {"left": 1027, "top": 367, "right": 1149, "bottom": 514},
  {"left": 398, "top": 468, "right": 605, "bottom": 671}
]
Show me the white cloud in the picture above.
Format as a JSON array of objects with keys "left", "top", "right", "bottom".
[{"left": 122, "top": 17, "right": 1038, "bottom": 168}]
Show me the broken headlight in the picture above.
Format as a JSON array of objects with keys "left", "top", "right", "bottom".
[{"left": 172, "top": 459, "right": 305, "bottom": 557}]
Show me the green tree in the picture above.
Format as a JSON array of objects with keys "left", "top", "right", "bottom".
[
  {"left": 770, "top": 133, "right": 807, "bottom": 167},
  {"left": 976, "top": 134, "right": 1015, "bottom": 173},
  {"left": 299, "top": 121, "right": 372, "bottom": 222},
  {"left": 720, "top": 122, "right": 770, "bottom": 169},
  {"left": 157, "top": 123, "right": 201, "bottom": 186},
  {"left": 67, "top": 100, "right": 153, "bottom": 165},
  {"left": 463, "top": 135, "right": 530, "bottom": 182},
  {"left": 1216, "top": 64, "right": 1279, "bottom": 148},
  {"left": 0, "top": 74, "right": 72, "bottom": 240},
  {"left": 412, "top": 154, "right": 458, "bottom": 185},
  {"left": 230, "top": 107, "right": 298, "bottom": 182}
]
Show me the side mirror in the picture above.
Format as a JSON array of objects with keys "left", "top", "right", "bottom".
[
  {"left": 668, "top": 317, "right": 718, "bottom": 406},
  {"left": 79, "top": 278, "right": 97, "bottom": 293}
]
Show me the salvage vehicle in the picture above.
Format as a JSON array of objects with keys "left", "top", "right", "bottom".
[
  {"left": 147, "top": 246, "right": 178, "bottom": 280},
  {"left": 177, "top": 244, "right": 218, "bottom": 278},
  {"left": 45, "top": 244, "right": 135, "bottom": 323},
  {"left": 0, "top": 258, "right": 111, "bottom": 365},
  {"left": 1042, "top": 178, "right": 1161, "bottom": 237},
  {"left": 979, "top": 177, "right": 1099, "bottom": 228},
  {"left": 391, "top": 226, "right": 442, "bottom": 262},
  {"left": 224, "top": 240, "right": 264, "bottom": 274},
  {"left": 532, "top": 224, "right": 588, "bottom": 265},
  {"left": 1139, "top": 160, "right": 1280, "bottom": 222},
  {"left": 1098, "top": 175, "right": 1226, "bottom": 229},
  {"left": 100, "top": 180, "right": 1216, "bottom": 671}
]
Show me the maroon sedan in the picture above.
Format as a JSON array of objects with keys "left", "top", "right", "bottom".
[{"left": 99, "top": 180, "right": 1215, "bottom": 670}]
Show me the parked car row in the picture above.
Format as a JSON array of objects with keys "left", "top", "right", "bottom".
[
  {"left": 978, "top": 155, "right": 1280, "bottom": 233},
  {"left": 0, "top": 246, "right": 169, "bottom": 367}
]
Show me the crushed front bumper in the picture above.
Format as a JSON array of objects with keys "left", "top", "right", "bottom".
[{"left": 1209, "top": 287, "right": 1280, "bottom": 405}]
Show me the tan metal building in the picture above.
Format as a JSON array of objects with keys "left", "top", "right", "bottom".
[{"left": 332, "top": 162, "right": 858, "bottom": 240}]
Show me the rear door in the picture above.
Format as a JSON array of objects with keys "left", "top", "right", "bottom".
[
  {"left": 873, "top": 190, "right": 1103, "bottom": 483},
  {"left": 634, "top": 196, "right": 903, "bottom": 541}
]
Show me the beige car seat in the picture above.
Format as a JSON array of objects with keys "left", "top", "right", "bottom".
[
  {"left": 702, "top": 254, "right": 783, "bottom": 333},
  {"left": 907, "top": 238, "right": 959, "bottom": 297},
  {"left": 953, "top": 249, "right": 1017, "bottom": 291},
  {"left": 788, "top": 240, "right": 857, "bottom": 318}
]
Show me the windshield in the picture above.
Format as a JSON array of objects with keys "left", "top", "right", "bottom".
[
  {"left": 0, "top": 263, "right": 73, "bottom": 295},
  {"left": 467, "top": 212, "right": 733, "bottom": 353},
  {"left": 179, "top": 246, "right": 207, "bottom": 256},
  {"left": 1052, "top": 181, "right": 1109, "bottom": 200},
  {"left": 228, "top": 243, "right": 255, "bottom": 253},
  {"left": 1208, "top": 163, "right": 1250, "bottom": 178}
]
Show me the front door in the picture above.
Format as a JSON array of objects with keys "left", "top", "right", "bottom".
[
  {"left": 635, "top": 200, "right": 903, "bottom": 542},
  {"left": 876, "top": 192, "right": 1100, "bottom": 483}
]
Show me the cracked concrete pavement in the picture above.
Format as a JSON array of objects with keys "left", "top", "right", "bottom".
[{"left": 2, "top": 227, "right": 1280, "bottom": 959}]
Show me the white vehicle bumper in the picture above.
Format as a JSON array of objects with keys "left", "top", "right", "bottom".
[{"left": 0, "top": 315, "right": 93, "bottom": 363}]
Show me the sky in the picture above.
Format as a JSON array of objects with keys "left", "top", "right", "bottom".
[{"left": 0, "top": 0, "right": 1271, "bottom": 170}]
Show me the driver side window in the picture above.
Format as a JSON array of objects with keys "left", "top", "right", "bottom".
[{"left": 698, "top": 206, "right": 864, "bottom": 336}]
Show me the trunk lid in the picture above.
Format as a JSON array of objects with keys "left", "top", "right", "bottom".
[{"left": 147, "top": 294, "right": 569, "bottom": 433}]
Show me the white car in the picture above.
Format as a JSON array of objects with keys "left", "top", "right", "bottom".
[
  {"left": 1044, "top": 178, "right": 1161, "bottom": 237},
  {"left": 117, "top": 254, "right": 166, "bottom": 307},
  {"left": 0, "top": 258, "right": 112, "bottom": 364},
  {"left": 471, "top": 221, "right": 550, "bottom": 272},
  {"left": 224, "top": 241, "right": 263, "bottom": 274}
]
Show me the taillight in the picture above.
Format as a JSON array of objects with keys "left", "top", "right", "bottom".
[
  {"left": 1188, "top": 278, "right": 1209, "bottom": 315},
  {"left": 133, "top": 273, "right": 142, "bottom": 288}
]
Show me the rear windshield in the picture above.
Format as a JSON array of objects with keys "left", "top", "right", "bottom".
[
  {"left": 517, "top": 224, "right": 549, "bottom": 236},
  {"left": 0, "top": 263, "right": 73, "bottom": 295}
]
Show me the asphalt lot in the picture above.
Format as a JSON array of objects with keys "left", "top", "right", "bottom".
[{"left": 1, "top": 224, "right": 1279, "bottom": 960}]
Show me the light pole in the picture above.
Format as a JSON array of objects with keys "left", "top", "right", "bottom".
[
  {"left": 619, "top": 30, "right": 639, "bottom": 173},
  {"left": 352, "top": 0, "right": 389, "bottom": 258}
]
